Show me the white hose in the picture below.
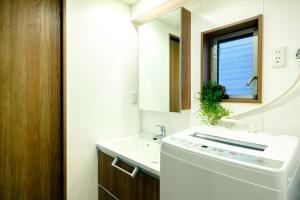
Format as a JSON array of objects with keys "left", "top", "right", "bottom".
[{"left": 221, "top": 70, "right": 300, "bottom": 128}]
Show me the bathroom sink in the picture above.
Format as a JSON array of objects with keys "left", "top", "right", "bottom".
[{"left": 96, "top": 134, "right": 161, "bottom": 177}]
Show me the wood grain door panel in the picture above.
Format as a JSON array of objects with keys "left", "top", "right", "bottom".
[{"left": 0, "top": 0, "right": 63, "bottom": 199}]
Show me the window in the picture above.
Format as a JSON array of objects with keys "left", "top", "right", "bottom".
[
  {"left": 212, "top": 28, "right": 258, "bottom": 99},
  {"left": 201, "top": 15, "right": 262, "bottom": 103}
]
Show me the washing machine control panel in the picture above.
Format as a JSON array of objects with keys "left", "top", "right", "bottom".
[{"left": 167, "top": 136, "right": 284, "bottom": 169}]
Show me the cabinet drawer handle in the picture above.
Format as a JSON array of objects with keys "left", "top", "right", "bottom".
[{"left": 111, "top": 157, "right": 139, "bottom": 178}]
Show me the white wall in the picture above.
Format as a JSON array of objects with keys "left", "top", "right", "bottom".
[
  {"left": 259, "top": 0, "right": 300, "bottom": 136},
  {"left": 139, "top": 18, "right": 179, "bottom": 112},
  {"left": 67, "top": 0, "right": 139, "bottom": 199},
  {"left": 141, "top": 0, "right": 300, "bottom": 137},
  {"left": 188, "top": 0, "right": 264, "bottom": 130},
  {"left": 141, "top": 110, "right": 191, "bottom": 134},
  {"left": 187, "top": 0, "right": 300, "bottom": 137}
]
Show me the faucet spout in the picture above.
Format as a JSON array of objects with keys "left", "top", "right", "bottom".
[{"left": 153, "top": 125, "right": 166, "bottom": 142}]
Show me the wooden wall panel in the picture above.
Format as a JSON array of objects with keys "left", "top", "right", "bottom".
[
  {"left": 0, "top": 0, "right": 63, "bottom": 199},
  {"left": 181, "top": 8, "right": 191, "bottom": 110},
  {"left": 63, "top": 0, "right": 67, "bottom": 199}
]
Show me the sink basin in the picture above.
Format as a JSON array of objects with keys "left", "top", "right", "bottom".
[{"left": 96, "top": 134, "right": 161, "bottom": 177}]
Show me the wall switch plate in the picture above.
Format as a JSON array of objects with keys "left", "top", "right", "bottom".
[
  {"left": 296, "top": 48, "right": 300, "bottom": 67},
  {"left": 297, "top": 58, "right": 300, "bottom": 67},
  {"left": 272, "top": 47, "right": 286, "bottom": 68},
  {"left": 131, "top": 91, "right": 138, "bottom": 105}
]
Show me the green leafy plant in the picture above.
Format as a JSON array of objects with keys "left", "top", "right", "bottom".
[{"left": 197, "top": 81, "right": 230, "bottom": 125}]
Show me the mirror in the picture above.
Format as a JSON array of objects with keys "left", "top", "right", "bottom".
[{"left": 138, "top": 8, "right": 190, "bottom": 113}]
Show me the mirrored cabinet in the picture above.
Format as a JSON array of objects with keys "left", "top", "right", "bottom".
[{"left": 138, "top": 7, "right": 191, "bottom": 113}]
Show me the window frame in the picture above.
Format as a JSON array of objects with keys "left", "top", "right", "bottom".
[
  {"left": 200, "top": 15, "right": 263, "bottom": 104},
  {"left": 211, "top": 27, "right": 258, "bottom": 100}
]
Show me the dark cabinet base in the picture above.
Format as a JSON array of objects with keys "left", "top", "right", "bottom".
[
  {"left": 98, "top": 151, "right": 159, "bottom": 200},
  {"left": 99, "top": 188, "right": 115, "bottom": 200}
]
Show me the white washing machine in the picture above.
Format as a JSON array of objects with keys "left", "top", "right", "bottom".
[{"left": 160, "top": 126, "right": 300, "bottom": 200}]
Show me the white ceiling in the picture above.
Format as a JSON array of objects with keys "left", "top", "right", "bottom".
[{"left": 119, "top": 0, "right": 141, "bottom": 6}]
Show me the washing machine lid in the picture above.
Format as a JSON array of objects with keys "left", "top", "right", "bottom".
[{"left": 162, "top": 126, "right": 299, "bottom": 173}]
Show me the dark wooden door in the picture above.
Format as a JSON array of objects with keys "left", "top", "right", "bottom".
[
  {"left": 169, "top": 35, "right": 180, "bottom": 112},
  {"left": 0, "top": 0, "right": 63, "bottom": 199}
]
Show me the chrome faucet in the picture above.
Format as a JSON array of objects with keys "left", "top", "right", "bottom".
[{"left": 153, "top": 125, "right": 166, "bottom": 142}]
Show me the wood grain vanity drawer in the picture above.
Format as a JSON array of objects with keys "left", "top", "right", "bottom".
[
  {"left": 97, "top": 151, "right": 159, "bottom": 200},
  {"left": 99, "top": 188, "right": 115, "bottom": 200}
]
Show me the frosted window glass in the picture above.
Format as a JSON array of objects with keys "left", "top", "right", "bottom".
[{"left": 218, "top": 34, "right": 253, "bottom": 96}]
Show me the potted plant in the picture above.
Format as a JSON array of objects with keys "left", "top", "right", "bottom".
[{"left": 197, "top": 81, "right": 230, "bottom": 125}]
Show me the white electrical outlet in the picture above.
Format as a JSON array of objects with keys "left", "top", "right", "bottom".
[{"left": 272, "top": 47, "right": 286, "bottom": 68}]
